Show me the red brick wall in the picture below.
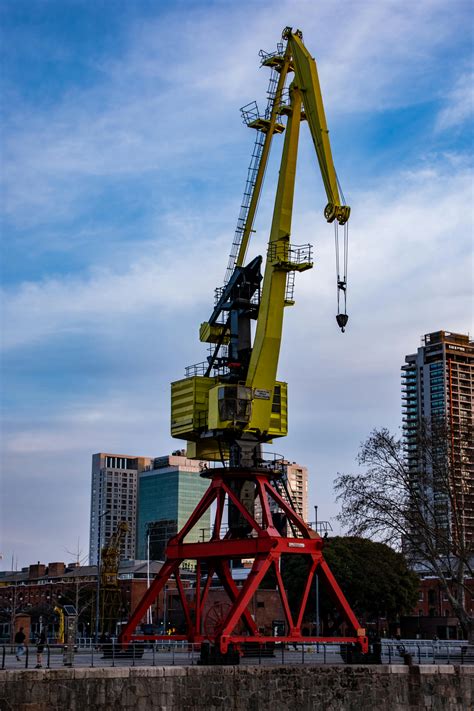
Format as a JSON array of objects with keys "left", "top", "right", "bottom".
[{"left": 412, "top": 577, "right": 474, "bottom": 618}]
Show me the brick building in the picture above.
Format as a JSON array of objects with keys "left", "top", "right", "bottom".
[
  {"left": 0, "top": 560, "right": 284, "bottom": 641},
  {"left": 401, "top": 575, "right": 474, "bottom": 640},
  {"left": 0, "top": 560, "right": 189, "bottom": 641}
]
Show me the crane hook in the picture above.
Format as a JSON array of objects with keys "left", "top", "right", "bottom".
[
  {"left": 336, "top": 312, "right": 348, "bottom": 332},
  {"left": 334, "top": 221, "right": 349, "bottom": 332}
]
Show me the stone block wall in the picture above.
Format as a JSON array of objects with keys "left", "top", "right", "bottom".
[{"left": 0, "top": 664, "right": 473, "bottom": 710}]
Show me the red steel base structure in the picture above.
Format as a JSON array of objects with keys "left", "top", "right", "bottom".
[{"left": 120, "top": 467, "right": 368, "bottom": 655}]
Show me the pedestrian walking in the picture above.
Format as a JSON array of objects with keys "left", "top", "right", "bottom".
[
  {"left": 35, "top": 630, "right": 46, "bottom": 668},
  {"left": 14, "top": 627, "right": 26, "bottom": 661}
]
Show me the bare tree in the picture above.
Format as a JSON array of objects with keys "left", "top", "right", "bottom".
[
  {"left": 65, "top": 541, "right": 89, "bottom": 622},
  {"left": 64, "top": 541, "right": 96, "bottom": 638},
  {"left": 334, "top": 422, "right": 473, "bottom": 639}
]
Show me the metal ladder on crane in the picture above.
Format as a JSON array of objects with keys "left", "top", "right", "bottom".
[
  {"left": 224, "top": 127, "right": 266, "bottom": 284},
  {"left": 224, "top": 58, "right": 287, "bottom": 285}
]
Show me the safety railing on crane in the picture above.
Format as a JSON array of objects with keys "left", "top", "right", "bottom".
[
  {"left": 240, "top": 100, "right": 261, "bottom": 126},
  {"left": 184, "top": 352, "right": 230, "bottom": 380},
  {"left": 240, "top": 90, "right": 290, "bottom": 127},
  {"left": 259, "top": 42, "right": 285, "bottom": 66},
  {"left": 267, "top": 242, "right": 313, "bottom": 271},
  {"left": 195, "top": 450, "right": 286, "bottom": 472},
  {"left": 214, "top": 286, "right": 260, "bottom": 307},
  {"left": 184, "top": 362, "right": 208, "bottom": 378}
]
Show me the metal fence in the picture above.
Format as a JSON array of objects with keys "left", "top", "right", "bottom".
[
  {"left": 2, "top": 640, "right": 474, "bottom": 670},
  {"left": 380, "top": 640, "right": 474, "bottom": 665},
  {"left": 2, "top": 641, "right": 201, "bottom": 670}
]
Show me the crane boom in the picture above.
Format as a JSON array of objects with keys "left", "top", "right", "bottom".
[
  {"left": 286, "top": 29, "right": 350, "bottom": 225},
  {"left": 244, "top": 84, "right": 305, "bottom": 434}
]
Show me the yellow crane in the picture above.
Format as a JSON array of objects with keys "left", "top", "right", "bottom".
[
  {"left": 53, "top": 605, "right": 65, "bottom": 644},
  {"left": 171, "top": 27, "right": 350, "bottom": 468},
  {"left": 99, "top": 521, "right": 129, "bottom": 635}
]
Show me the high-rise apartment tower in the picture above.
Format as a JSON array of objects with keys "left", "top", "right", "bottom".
[
  {"left": 281, "top": 461, "right": 309, "bottom": 523},
  {"left": 89, "top": 453, "right": 151, "bottom": 565},
  {"left": 401, "top": 331, "right": 473, "bottom": 549}
]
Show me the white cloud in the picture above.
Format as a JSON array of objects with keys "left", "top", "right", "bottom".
[
  {"left": 2, "top": 0, "right": 470, "bottom": 227},
  {"left": 0, "top": 222, "right": 229, "bottom": 349},
  {"left": 2, "top": 161, "right": 471, "bottom": 353},
  {"left": 435, "top": 71, "right": 473, "bottom": 131},
  {"left": 3, "top": 393, "right": 167, "bottom": 457}
]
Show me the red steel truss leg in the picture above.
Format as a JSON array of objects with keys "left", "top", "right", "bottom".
[
  {"left": 218, "top": 560, "right": 259, "bottom": 635},
  {"left": 212, "top": 489, "right": 225, "bottom": 539},
  {"left": 220, "top": 480, "right": 263, "bottom": 534},
  {"left": 264, "top": 479, "right": 315, "bottom": 537},
  {"left": 295, "top": 556, "right": 319, "bottom": 630},
  {"left": 195, "top": 561, "right": 201, "bottom": 635},
  {"left": 273, "top": 557, "right": 295, "bottom": 633},
  {"left": 199, "top": 563, "right": 215, "bottom": 621},
  {"left": 318, "top": 557, "right": 363, "bottom": 634},
  {"left": 219, "top": 554, "right": 273, "bottom": 652},
  {"left": 174, "top": 482, "right": 218, "bottom": 543},
  {"left": 255, "top": 477, "right": 279, "bottom": 535},
  {"left": 175, "top": 569, "right": 194, "bottom": 636},
  {"left": 120, "top": 559, "right": 181, "bottom": 646}
]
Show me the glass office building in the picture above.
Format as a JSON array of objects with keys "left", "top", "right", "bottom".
[{"left": 136, "top": 454, "right": 210, "bottom": 561}]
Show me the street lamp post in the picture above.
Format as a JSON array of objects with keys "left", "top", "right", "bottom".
[
  {"left": 163, "top": 585, "right": 168, "bottom": 634},
  {"left": 10, "top": 558, "right": 18, "bottom": 645},
  {"left": 315, "top": 505, "right": 320, "bottom": 636},
  {"left": 95, "top": 510, "right": 109, "bottom": 643},
  {"left": 146, "top": 529, "right": 152, "bottom": 625}
]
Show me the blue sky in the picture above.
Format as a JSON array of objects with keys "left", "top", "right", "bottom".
[{"left": 1, "top": 0, "right": 472, "bottom": 569}]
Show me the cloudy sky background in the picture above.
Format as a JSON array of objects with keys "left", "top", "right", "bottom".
[{"left": 1, "top": 0, "right": 472, "bottom": 569}]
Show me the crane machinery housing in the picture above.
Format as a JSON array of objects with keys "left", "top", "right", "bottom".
[{"left": 120, "top": 27, "right": 367, "bottom": 660}]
